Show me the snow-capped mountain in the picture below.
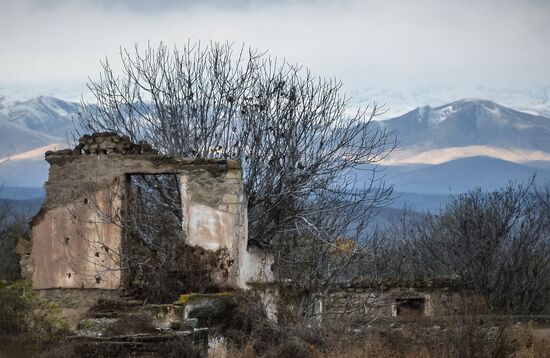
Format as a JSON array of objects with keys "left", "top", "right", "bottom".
[
  {"left": 349, "top": 85, "right": 550, "bottom": 119},
  {"left": 0, "top": 115, "right": 63, "bottom": 158},
  {"left": 0, "top": 96, "right": 78, "bottom": 138},
  {"left": 379, "top": 99, "right": 550, "bottom": 165},
  {"left": 0, "top": 96, "right": 77, "bottom": 189},
  {"left": 358, "top": 98, "right": 550, "bottom": 209}
]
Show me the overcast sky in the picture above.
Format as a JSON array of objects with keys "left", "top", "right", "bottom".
[{"left": 1, "top": 0, "right": 549, "bottom": 100}]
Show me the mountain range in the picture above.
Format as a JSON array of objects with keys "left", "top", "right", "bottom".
[
  {"left": 363, "top": 99, "right": 550, "bottom": 207},
  {"left": 1, "top": 95, "right": 550, "bottom": 212}
]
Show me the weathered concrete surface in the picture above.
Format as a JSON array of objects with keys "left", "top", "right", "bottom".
[
  {"left": 31, "top": 184, "right": 123, "bottom": 289},
  {"left": 26, "top": 132, "right": 247, "bottom": 290}
]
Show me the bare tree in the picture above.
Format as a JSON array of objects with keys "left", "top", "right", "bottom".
[
  {"left": 76, "top": 42, "right": 395, "bottom": 311},
  {"left": 378, "top": 182, "right": 550, "bottom": 315}
]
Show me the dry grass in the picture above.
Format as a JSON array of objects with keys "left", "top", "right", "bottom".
[
  {"left": 331, "top": 318, "right": 550, "bottom": 358},
  {"left": 217, "top": 317, "right": 550, "bottom": 358}
]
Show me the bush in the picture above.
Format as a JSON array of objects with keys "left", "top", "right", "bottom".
[
  {"left": 0, "top": 281, "right": 69, "bottom": 343},
  {"left": 0, "top": 201, "right": 28, "bottom": 282},
  {"left": 0, "top": 281, "right": 27, "bottom": 335}
]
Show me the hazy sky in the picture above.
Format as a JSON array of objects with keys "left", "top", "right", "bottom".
[{"left": 1, "top": 0, "right": 549, "bottom": 100}]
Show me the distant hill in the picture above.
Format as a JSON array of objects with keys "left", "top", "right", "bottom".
[
  {"left": 0, "top": 96, "right": 77, "bottom": 140},
  {"left": 0, "top": 114, "right": 64, "bottom": 158},
  {"left": 0, "top": 149, "right": 53, "bottom": 187},
  {"left": 389, "top": 191, "right": 454, "bottom": 212},
  {"left": 385, "top": 156, "right": 548, "bottom": 194},
  {"left": 0, "top": 186, "right": 45, "bottom": 200},
  {"left": 0, "top": 197, "right": 43, "bottom": 217}
]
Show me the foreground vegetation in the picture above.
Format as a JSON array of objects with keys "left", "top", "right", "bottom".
[{"left": 2, "top": 184, "right": 550, "bottom": 357}]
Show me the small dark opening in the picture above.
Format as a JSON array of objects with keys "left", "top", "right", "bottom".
[{"left": 395, "top": 297, "right": 425, "bottom": 317}]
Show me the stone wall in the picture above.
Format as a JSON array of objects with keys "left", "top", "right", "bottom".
[
  {"left": 24, "top": 133, "right": 260, "bottom": 291},
  {"left": 318, "top": 279, "right": 475, "bottom": 319}
]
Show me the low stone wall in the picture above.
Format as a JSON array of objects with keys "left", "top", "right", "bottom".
[
  {"left": 310, "top": 279, "right": 477, "bottom": 320},
  {"left": 323, "top": 287, "right": 470, "bottom": 319}
]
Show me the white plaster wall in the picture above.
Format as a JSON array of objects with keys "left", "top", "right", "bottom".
[
  {"left": 179, "top": 171, "right": 247, "bottom": 287},
  {"left": 239, "top": 246, "right": 275, "bottom": 288},
  {"left": 186, "top": 203, "right": 237, "bottom": 252}
]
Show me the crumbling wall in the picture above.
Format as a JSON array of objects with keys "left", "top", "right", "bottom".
[
  {"left": 25, "top": 133, "right": 252, "bottom": 290},
  {"left": 179, "top": 167, "right": 247, "bottom": 286}
]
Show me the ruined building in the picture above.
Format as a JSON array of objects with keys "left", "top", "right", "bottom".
[{"left": 18, "top": 133, "right": 272, "bottom": 326}]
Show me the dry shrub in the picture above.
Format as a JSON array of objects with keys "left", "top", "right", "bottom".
[
  {"left": 206, "top": 303, "right": 550, "bottom": 358},
  {"left": 491, "top": 325, "right": 550, "bottom": 358},
  {"left": 224, "top": 340, "right": 320, "bottom": 358},
  {"left": 189, "top": 290, "right": 321, "bottom": 358},
  {"left": 324, "top": 332, "right": 416, "bottom": 358},
  {"left": 223, "top": 343, "right": 255, "bottom": 358},
  {"left": 37, "top": 336, "right": 206, "bottom": 358},
  {"left": 86, "top": 298, "right": 132, "bottom": 315},
  {"left": 199, "top": 289, "right": 550, "bottom": 358},
  {"left": 122, "top": 174, "right": 233, "bottom": 304},
  {"left": 189, "top": 290, "right": 278, "bottom": 349},
  {"left": 123, "top": 231, "right": 232, "bottom": 303},
  {"left": 123, "top": 211, "right": 232, "bottom": 303},
  {"left": 321, "top": 319, "right": 550, "bottom": 358}
]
